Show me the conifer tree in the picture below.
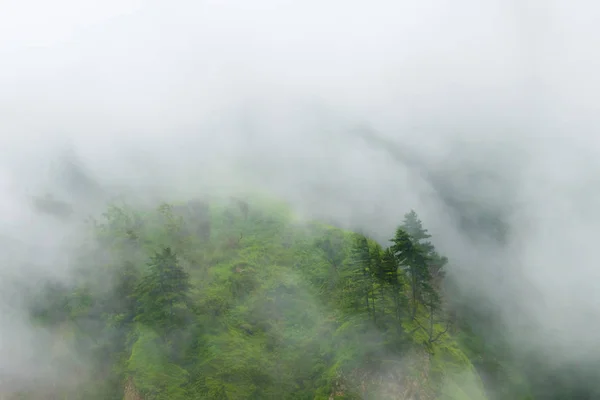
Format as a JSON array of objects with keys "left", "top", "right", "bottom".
[
  {"left": 316, "top": 230, "right": 346, "bottom": 290},
  {"left": 401, "top": 210, "right": 447, "bottom": 286},
  {"left": 401, "top": 211, "right": 448, "bottom": 299},
  {"left": 402, "top": 210, "right": 433, "bottom": 248},
  {"left": 348, "top": 233, "right": 375, "bottom": 318},
  {"left": 110, "top": 261, "right": 139, "bottom": 326},
  {"left": 134, "top": 247, "right": 191, "bottom": 340},
  {"left": 390, "top": 227, "right": 433, "bottom": 319},
  {"left": 399, "top": 211, "right": 451, "bottom": 344},
  {"left": 369, "top": 242, "right": 387, "bottom": 322},
  {"left": 378, "top": 247, "right": 402, "bottom": 324}
]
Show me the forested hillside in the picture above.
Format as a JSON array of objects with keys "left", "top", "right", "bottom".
[
  {"left": 13, "top": 196, "right": 485, "bottom": 399},
  {"left": 12, "top": 195, "right": 569, "bottom": 399}
]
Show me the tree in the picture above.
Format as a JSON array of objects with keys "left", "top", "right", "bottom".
[
  {"left": 378, "top": 247, "right": 407, "bottom": 325},
  {"left": 109, "top": 261, "right": 139, "bottom": 326},
  {"left": 347, "top": 233, "right": 375, "bottom": 319},
  {"left": 390, "top": 227, "right": 432, "bottom": 319},
  {"left": 402, "top": 210, "right": 447, "bottom": 285},
  {"left": 402, "top": 210, "right": 433, "bottom": 248},
  {"left": 134, "top": 247, "right": 192, "bottom": 341},
  {"left": 398, "top": 211, "right": 451, "bottom": 345},
  {"left": 316, "top": 229, "right": 346, "bottom": 290}
]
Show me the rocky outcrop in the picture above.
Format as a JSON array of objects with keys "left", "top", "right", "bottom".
[
  {"left": 124, "top": 377, "right": 144, "bottom": 400},
  {"left": 329, "top": 350, "right": 436, "bottom": 400}
]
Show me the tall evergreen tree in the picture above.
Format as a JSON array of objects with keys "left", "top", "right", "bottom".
[
  {"left": 402, "top": 210, "right": 433, "bottom": 248},
  {"left": 379, "top": 247, "right": 406, "bottom": 325},
  {"left": 134, "top": 247, "right": 192, "bottom": 340},
  {"left": 348, "top": 233, "right": 375, "bottom": 318},
  {"left": 316, "top": 229, "right": 346, "bottom": 290},
  {"left": 401, "top": 210, "right": 447, "bottom": 285},
  {"left": 390, "top": 227, "right": 434, "bottom": 319}
]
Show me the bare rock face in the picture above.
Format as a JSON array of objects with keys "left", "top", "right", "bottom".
[
  {"left": 124, "top": 377, "right": 144, "bottom": 400},
  {"left": 329, "top": 350, "right": 436, "bottom": 400}
]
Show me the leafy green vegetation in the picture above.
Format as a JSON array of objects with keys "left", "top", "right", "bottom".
[{"left": 23, "top": 196, "right": 503, "bottom": 399}]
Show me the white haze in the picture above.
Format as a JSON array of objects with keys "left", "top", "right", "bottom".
[{"left": 1, "top": 0, "right": 600, "bottom": 391}]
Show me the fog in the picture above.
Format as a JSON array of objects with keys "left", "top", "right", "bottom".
[{"left": 2, "top": 0, "right": 600, "bottom": 394}]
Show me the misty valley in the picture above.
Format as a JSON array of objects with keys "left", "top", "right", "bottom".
[{"left": 4, "top": 0, "right": 600, "bottom": 398}]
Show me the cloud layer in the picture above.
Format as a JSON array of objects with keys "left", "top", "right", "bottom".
[{"left": 2, "top": 0, "right": 600, "bottom": 391}]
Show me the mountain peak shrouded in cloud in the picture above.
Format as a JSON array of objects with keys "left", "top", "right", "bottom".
[{"left": 2, "top": 0, "right": 600, "bottom": 398}]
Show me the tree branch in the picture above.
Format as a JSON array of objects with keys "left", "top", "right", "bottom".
[{"left": 429, "top": 320, "right": 451, "bottom": 344}]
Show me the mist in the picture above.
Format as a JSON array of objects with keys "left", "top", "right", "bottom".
[{"left": 2, "top": 0, "right": 600, "bottom": 396}]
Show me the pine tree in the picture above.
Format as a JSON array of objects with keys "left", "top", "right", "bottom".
[
  {"left": 134, "top": 247, "right": 192, "bottom": 340},
  {"left": 390, "top": 227, "right": 433, "bottom": 319},
  {"left": 348, "top": 233, "right": 375, "bottom": 318},
  {"left": 110, "top": 261, "right": 139, "bottom": 326},
  {"left": 398, "top": 212, "right": 451, "bottom": 345},
  {"left": 402, "top": 210, "right": 434, "bottom": 252},
  {"left": 316, "top": 230, "right": 346, "bottom": 290},
  {"left": 401, "top": 210, "right": 447, "bottom": 285},
  {"left": 379, "top": 247, "right": 404, "bottom": 324},
  {"left": 369, "top": 242, "right": 387, "bottom": 323}
]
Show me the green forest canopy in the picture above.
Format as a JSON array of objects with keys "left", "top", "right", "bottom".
[{"left": 20, "top": 196, "right": 596, "bottom": 399}]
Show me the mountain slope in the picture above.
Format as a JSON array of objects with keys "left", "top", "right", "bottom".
[{"left": 21, "top": 196, "right": 487, "bottom": 399}]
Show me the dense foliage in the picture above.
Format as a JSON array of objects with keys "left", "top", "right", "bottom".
[{"left": 19, "top": 196, "right": 535, "bottom": 399}]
